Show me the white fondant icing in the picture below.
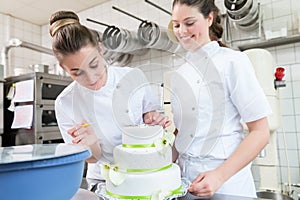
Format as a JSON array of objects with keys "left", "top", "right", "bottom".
[
  {"left": 122, "top": 125, "right": 163, "bottom": 145},
  {"left": 103, "top": 125, "right": 182, "bottom": 198},
  {"left": 113, "top": 145, "right": 172, "bottom": 170},
  {"left": 106, "top": 164, "right": 181, "bottom": 196}
]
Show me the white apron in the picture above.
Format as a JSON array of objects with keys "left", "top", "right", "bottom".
[{"left": 178, "top": 154, "right": 257, "bottom": 198}]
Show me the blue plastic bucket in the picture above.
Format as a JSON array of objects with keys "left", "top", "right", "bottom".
[{"left": 0, "top": 144, "right": 91, "bottom": 200}]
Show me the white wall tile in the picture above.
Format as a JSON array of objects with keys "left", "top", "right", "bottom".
[
  {"left": 272, "top": 0, "right": 292, "bottom": 17},
  {"left": 280, "top": 98, "right": 294, "bottom": 115},
  {"left": 287, "top": 133, "right": 298, "bottom": 150},
  {"left": 278, "top": 149, "right": 299, "bottom": 167},
  {"left": 291, "top": 0, "right": 300, "bottom": 14},
  {"left": 282, "top": 115, "right": 296, "bottom": 132},
  {"left": 278, "top": 81, "right": 293, "bottom": 99},
  {"left": 261, "top": 3, "right": 273, "bottom": 20},
  {"left": 291, "top": 64, "right": 300, "bottom": 81},
  {"left": 276, "top": 47, "right": 296, "bottom": 65},
  {"left": 294, "top": 99, "right": 300, "bottom": 115},
  {"left": 280, "top": 166, "right": 300, "bottom": 183},
  {"left": 292, "top": 81, "right": 300, "bottom": 98},
  {"left": 296, "top": 45, "right": 300, "bottom": 63},
  {"left": 295, "top": 116, "right": 300, "bottom": 132}
]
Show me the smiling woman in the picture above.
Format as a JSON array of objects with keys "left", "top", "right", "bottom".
[
  {"left": 49, "top": 10, "right": 171, "bottom": 189},
  {"left": 169, "top": 0, "right": 271, "bottom": 198}
]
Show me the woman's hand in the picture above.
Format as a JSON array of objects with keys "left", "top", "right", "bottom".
[
  {"left": 188, "top": 169, "right": 224, "bottom": 197},
  {"left": 67, "top": 122, "right": 98, "bottom": 146},
  {"left": 67, "top": 120, "right": 102, "bottom": 162},
  {"left": 143, "top": 111, "right": 172, "bottom": 128}
]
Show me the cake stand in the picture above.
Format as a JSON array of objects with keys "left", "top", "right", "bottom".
[{"left": 95, "top": 178, "right": 189, "bottom": 200}]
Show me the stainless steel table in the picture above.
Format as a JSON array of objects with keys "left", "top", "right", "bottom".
[
  {"left": 72, "top": 188, "right": 100, "bottom": 200},
  {"left": 181, "top": 192, "right": 262, "bottom": 200}
]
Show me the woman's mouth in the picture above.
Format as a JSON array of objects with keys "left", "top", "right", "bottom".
[
  {"left": 180, "top": 35, "right": 194, "bottom": 42},
  {"left": 88, "top": 79, "right": 99, "bottom": 88}
]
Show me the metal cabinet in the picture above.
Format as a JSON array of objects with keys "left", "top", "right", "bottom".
[{"left": 2, "top": 72, "right": 72, "bottom": 146}]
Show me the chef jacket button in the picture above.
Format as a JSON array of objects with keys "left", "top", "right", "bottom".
[{"left": 190, "top": 134, "right": 194, "bottom": 138}]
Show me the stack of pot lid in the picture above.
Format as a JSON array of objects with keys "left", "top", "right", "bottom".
[
  {"left": 102, "top": 26, "right": 148, "bottom": 55},
  {"left": 224, "top": 0, "right": 259, "bottom": 30},
  {"left": 137, "top": 20, "right": 182, "bottom": 53}
]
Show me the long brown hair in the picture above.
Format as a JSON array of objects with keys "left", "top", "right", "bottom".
[
  {"left": 49, "top": 11, "right": 99, "bottom": 61},
  {"left": 172, "top": 0, "right": 226, "bottom": 47}
]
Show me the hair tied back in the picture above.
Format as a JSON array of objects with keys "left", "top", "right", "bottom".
[{"left": 50, "top": 18, "right": 80, "bottom": 37}]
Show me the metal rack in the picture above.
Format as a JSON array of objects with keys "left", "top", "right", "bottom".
[{"left": 238, "top": 34, "right": 300, "bottom": 51}]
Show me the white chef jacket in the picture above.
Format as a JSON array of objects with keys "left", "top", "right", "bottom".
[
  {"left": 55, "top": 66, "right": 159, "bottom": 180},
  {"left": 171, "top": 41, "right": 272, "bottom": 197}
]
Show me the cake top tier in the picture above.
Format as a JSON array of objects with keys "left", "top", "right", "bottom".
[{"left": 122, "top": 124, "right": 163, "bottom": 145}]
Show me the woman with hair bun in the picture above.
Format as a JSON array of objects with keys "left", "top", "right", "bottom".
[
  {"left": 170, "top": 0, "right": 271, "bottom": 198},
  {"left": 49, "top": 10, "right": 171, "bottom": 189}
]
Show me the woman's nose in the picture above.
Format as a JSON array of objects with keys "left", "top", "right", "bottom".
[
  {"left": 179, "top": 24, "right": 187, "bottom": 34},
  {"left": 84, "top": 71, "right": 95, "bottom": 83}
]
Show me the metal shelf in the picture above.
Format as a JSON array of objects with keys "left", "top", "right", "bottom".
[{"left": 238, "top": 35, "right": 300, "bottom": 51}]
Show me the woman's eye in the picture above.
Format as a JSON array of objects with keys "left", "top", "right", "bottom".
[
  {"left": 90, "top": 64, "right": 98, "bottom": 69},
  {"left": 186, "top": 21, "right": 195, "bottom": 26},
  {"left": 173, "top": 23, "right": 179, "bottom": 28},
  {"left": 90, "top": 60, "right": 99, "bottom": 69},
  {"left": 73, "top": 70, "right": 83, "bottom": 77}
]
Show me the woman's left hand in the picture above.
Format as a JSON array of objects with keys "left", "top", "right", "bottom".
[
  {"left": 143, "top": 111, "right": 172, "bottom": 128},
  {"left": 188, "top": 169, "right": 224, "bottom": 197}
]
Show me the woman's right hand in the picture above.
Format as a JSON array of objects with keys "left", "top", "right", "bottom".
[
  {"left": 67, "top": 121, "right": 97, "bottom": 146},
  {"left": 67, "top": 120, "right": 102, "bottom": 162}
]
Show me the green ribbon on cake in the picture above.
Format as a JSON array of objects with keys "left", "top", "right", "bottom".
[
  {"left": 106, "top": 185, "right": 183, "bottom": 200},
  {"left": 126, "top": 164, "right": 172, "bottom": 173},
  {"left": 122, "top": 143, "right": 155, "bottom": 148}
]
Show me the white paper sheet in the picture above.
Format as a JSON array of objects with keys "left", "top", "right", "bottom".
[
  {"left": 13, "top": 80, "right": 34, "bottom": 102},
  {"left": 11, "top": 105, "right": 33, "bottom": 129}
]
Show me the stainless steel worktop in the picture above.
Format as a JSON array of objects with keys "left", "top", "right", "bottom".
[
  {"left": 80, "top": 179, "right": 263, "bottom": 200},
  {"left": 181, "top": 192, "right": 262, "bottom": 200}
]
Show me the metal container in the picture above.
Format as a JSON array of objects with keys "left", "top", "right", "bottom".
[
  {"left": 102, "top": 26, "right": 147, "bottom": 55},
  {"left": 224, "top": 0, "right": 259, "bottom": 30},
  {"left": 137, "top": 21, "right": 182, "bottom": 53},
  {"left": 256, "top": 191, "right": 293, "bottom": 200}
]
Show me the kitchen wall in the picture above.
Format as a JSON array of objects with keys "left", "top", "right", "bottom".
[
  {"left": 0, "top": 0, "right": 299, "bottom": 195},
  {"left": 0, "top": 14, "right": 43, "bottom": 76}
]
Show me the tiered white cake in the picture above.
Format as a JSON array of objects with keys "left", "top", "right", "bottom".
[{"left": 101, "top": 125, "right": 183, "bottom": 199}]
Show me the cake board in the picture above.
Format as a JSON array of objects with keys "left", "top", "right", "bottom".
[{"left": 95, "top": 178, "right": 189, "bottom": 200}]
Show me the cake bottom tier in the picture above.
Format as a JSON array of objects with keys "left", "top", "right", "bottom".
[{"left": 106, "top": 164, "right": 182, "bottom": 198}]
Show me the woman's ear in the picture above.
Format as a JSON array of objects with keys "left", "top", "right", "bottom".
[
  {"left": 208, "top": 12, "right": 214, "bottom": 27},
  {"left": 98, "top": 42, "right": 103, "bottom": 54}
]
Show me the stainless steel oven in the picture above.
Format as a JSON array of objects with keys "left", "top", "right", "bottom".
[{"left": 2, "top": 72, "right": 72, "bottom": 146}]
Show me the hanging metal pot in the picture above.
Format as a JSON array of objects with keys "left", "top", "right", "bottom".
[
  {"left": 102, "top": 50, "right": 133, "bottom": 67},
  {"left": 137, "top": 20, "right": 181, "bottom": 53},
  {"left": 224, "top": 0, "right": 259, "bottom": 30},
  {"left": 102, "top": 26, "right": 147, "bottom": 55}
]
